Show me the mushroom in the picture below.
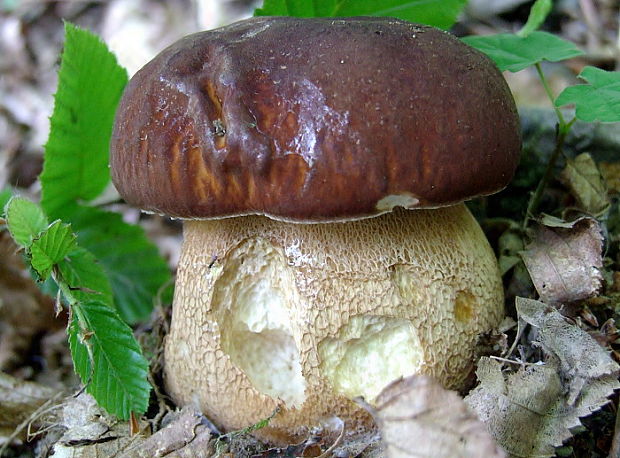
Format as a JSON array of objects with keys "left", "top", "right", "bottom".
[{"left": 110, "top": 16, "right": 521, "bottom": 444}]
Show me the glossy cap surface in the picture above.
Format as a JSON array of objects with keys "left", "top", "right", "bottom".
[{"left": 111, "top": 16, "right": 521, "bottom": 221}]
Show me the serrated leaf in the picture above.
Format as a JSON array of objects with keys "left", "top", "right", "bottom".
[
  {"left": 462, "top": 31, "right": 584, "bottom": 72},
  {"left": 255, "top": 0, "right": 467, "bottom": 30},
  {"left": 516, "top": 297, "right": 619, "bottom": 403},
  {"left": 4, "top": 197, "right": 48, "bottom": 248},
  {"left": 466, "top": 356, "right": 618, "bottom": 457},
  {"left": 41, "top": 22, "right": 128, "bottom": 219},
  {"left": 30, "top": 220, "right": 77, "bottom": 279},
  {"left": 465, "top": 298, "right": 620, "bottom": 456},
  {"left": 67, "top": 205, "right": 172, "bottom": 323},
  {"left": 555, "top": 66, "right": 620, "bottom": 122},
  {"left": 517, "top": 0, "right": 552, "bottom": 38},
  {"left": 68, "top": 298, "right": 151, "bottom": 419},
  {"left": 57, "top": 245, "right": 114, "bottom": 307}
]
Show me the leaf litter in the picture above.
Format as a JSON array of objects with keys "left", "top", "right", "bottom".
[
  {"left": 465, "top": 298, "right": 620, "bottom": 457},
  {"left": 520, "top": 216, "right": 604, "bottom": 305},
  {"left": 358, "top": 375, "right": 505, "bottom": 458}
]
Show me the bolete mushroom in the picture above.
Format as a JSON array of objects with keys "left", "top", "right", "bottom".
[{"left": 110, "top": 16, "right": 521, "bottom": 444}]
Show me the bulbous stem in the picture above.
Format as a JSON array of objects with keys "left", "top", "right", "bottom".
[{"left": 164, "top": 204, "right": 503, "bottom": 444}]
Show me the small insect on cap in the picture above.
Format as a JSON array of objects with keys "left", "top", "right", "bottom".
[{"left": 110, "top": 16, "right": 521, "bottom": 222}]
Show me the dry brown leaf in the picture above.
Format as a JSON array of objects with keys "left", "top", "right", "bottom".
[
  {"left": 520, "top": 217, "right": 603, "bottom": 305},
  {"left": 358, "top": 375, "right": 505, "bottom": 458},
  {"left": 465, "top": 298, "right": 620, "bottom": 457},
  {"left": 560, "top": 152, "right": 610, "bottom": 216},
  {"left": 0, "top": 231, "right": 64, "bottom": 371},
  {"left": 0, "top": 372, "right": 60, "bottom": 444},
  {"left": 50, "top": 397, "right": 214, "bottom": 457},
  {"left": 119, "top": 408, "right": 213, "bottom": 458},
  {"left": 600, "top": 161, "right": 620, "bottom": 194},
  {"left": 516, "top": 297, "right": 619, "bottom": 403}
]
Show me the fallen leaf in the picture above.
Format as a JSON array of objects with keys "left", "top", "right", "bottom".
[
  {"left": 560, "top": 153, "right": 610, "bottom": 216},
  {"left": 520, "top": 217, "right": 603, "bottom": 305},
  {"left": 465, "top": 297, "right": 620, "bottom": 457},
  {"left": 498, "top": 228, "right": 525, "bottom": 276},
  {"left": 516, "top": 297, "right": 619, "bottom": 404},
  {"left": 118, "top": 408, "right": 213, "bottom": 458},
  {"left": 600, "top": 161, "right": 620, "bottom": 194},
  {"left": 0, "top": 373, "right": 60, "bottom": 444},
  {"left": 358, "top": 375, "right": 505, "bottom": 458},
  {"left": 0, "top": 230, "right": 64, "bottom": 371}
]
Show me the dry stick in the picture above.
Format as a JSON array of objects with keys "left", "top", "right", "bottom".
[
  {"left": 0, "top": 392, "right": 65, "bottom": 456},
  {"left": 316, "top": 418, "right": 345, "bottom": 458}
]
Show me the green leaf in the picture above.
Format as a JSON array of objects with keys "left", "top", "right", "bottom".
[
  {"left": 57, "top": 245, "right": 114, "bottom": 307},
  {"left": 555, "top": 66, "right": 620, "bottom": 123},
  {"left": 67, "top": 206, "right": 172, "bottom": 323},
  {"left": 40, "top": 22, "right": 128, "bottom": 220},
  {"left": 30, "top": 220, "right": 77, "bottom": 280},
  {"left": 462, "top": 31, "right": 584, "bottom": 72},
  {"left": 68, "top": 298, "right": 151, "bottom": 419},
  {"left": 255, "top": 0, "right": 467, "bottom": 29},
  {"left": 58, "top": 245, "right": 151, "bottom": 419},
  {"left": 0, "top": 188, "right": 12, "bottom": 215},
  {"left": 517, "top": 0, "right": 552, "bottom": 38},
  {"left": 255, "top": 0, "right": 317, "bottom": 16},
  {"left": 4, "top": 197, "right": 48, "bottom": 248}
]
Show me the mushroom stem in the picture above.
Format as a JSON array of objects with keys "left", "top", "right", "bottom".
[{"left": 164, "top": 203, "right": 503, "bottom": 444}]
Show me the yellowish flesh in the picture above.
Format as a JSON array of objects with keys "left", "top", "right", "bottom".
[
  {"left": 319, "top": 315, "right": 424, "bottom": 401},
  {"left": 213, "top": 239, "right": 306, "bottom": 407},
  {"left": 164, "top": 204, "right": 504, "bottom": 444}
]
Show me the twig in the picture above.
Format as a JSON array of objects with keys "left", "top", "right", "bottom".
[
  {"left": 0, "top": 391, "right": 64, "bottom": 456},
  {"left": 489, "top": 355, "right": 542, "bottom": 367},
  {"left": 316, "top": 417, "right": 345, "bottom": 458}
]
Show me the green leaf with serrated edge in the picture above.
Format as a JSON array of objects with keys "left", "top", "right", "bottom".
[
  {"left": 67, "top": 205, "right": 171, "bottom": 324},
  {"left": 255, "top": 0, "right": 467, "bottom": 30},
  {"left": 30, "top": 220, "right": 77, "bottom": 280},
  {"left": 462, "top": 31, "right": 584, "bottom": 72},
  {"left": 4, "top": 197, "right": 48, "bottom": 248},
  {"left": 555, "top": 66, "right": 620, "bottom": 122},
  {"left": 58, "top": 245, "right": 114, "bottom": 307},
  {"left": 517, "top": 0, "right": 552, "bottom": 38},
  {"left": 40, "top": 22, "right": 128, "bottom": 220},
  {"left": 68, "top": 298, "right": 150, "bottom": 419}
]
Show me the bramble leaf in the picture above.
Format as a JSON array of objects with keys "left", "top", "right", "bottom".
[
  {"left": 57, "top": 245, "right": 114, "bottom": 307},
  {"left": 30, "top": 220, "right": 77, "bottom": 280},
  {"left": 255, "top": 0, "right": 467, "bottom": 30},
  {"left": 517, "top": 0, "right": 552, "bottom": 38},
  {"left": 4, "top": 197, "right": 48, "bottom": 248},
  {"left": 2, "top": 198, "right": 151, "bottom": 420},
  {"left": 40, "top": 22, "right": 128, "bottom": 219},
  {"left": 67, "top": 205, "right": 172, "bottom": 324},
  {"left": 68, "top": 298, "right": 151, "bottom": 420},
  {"left": 462, "top": 31, "right": 584, "bottom": 72},
  {"left": 555, "top": 66, "right": 620, "bottom": 122}
]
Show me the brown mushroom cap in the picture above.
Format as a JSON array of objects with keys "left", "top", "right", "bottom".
[{"left": 110, "top": 16, "right": 521, "bottom": 222}]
